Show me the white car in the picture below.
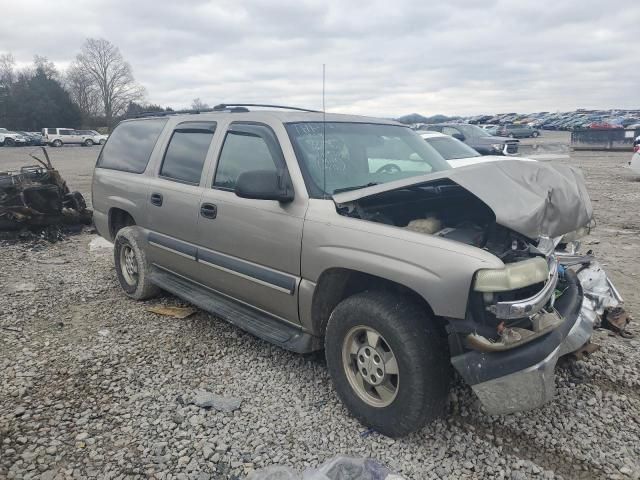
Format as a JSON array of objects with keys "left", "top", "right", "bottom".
[
  {"left": 418, "top": 130, "right": 535, "bottom": 167},
  {"left": 0, "top": 128, "right": 28, "bottom": 147},
  {"left": 76, "top": 130, "right": 109, "bottom": 145}
]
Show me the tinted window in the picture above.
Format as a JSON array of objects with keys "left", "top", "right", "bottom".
[
  {"left": 160, "top": 122, "right": 216, "bottom": 184},
  {"left": 213, "top": 125, "right": 280, "bottom": 190},
  {"left": 59, "top": 129, "right": 73, "bottom": 136},
  {"left": 97, "top": 119, "right": 167, "bottom": 173}
]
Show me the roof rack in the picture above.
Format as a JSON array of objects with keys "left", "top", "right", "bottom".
[
  {"left": 128, "top": 103, "right": 319, "bottom": 119},
  {"left": 213, "top": 103, "right": 320, "bottom": 113}
]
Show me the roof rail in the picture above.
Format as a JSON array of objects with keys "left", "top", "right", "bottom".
[
  {"left": 127, "top": 103, "right": 319, "bottom": 119},
  {"left": 128, "top": 106, "right": 247, "bottom": 119},
  {"left": 213, "top": 103, "right": 320, "bottom": 113}
]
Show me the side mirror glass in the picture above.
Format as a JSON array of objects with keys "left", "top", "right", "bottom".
[{"left": 235, "top": 170, "right": 294, "bottom": 203}]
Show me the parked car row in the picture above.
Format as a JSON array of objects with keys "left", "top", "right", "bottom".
[
  {"left": 462, "top": 109, "right": 640, "bottom": 132},
  {"left": 0, "top": 127, "right": 108, "bottom": 147}
]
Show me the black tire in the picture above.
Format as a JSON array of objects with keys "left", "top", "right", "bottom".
[
  {"left": 4, "top": 138, "right": 15, "bottom": 147},
  {"left": 99, "top": 139, "right": 106, "bottom": 145},
  {"left": 52, "top": 139, "right": 63, "bottom": 147},
  {"left": 325, "top": 291, "right": 451, "bottom": 437},
  {"left": 83, "top": 139, "right": 94, "bottom": 147},
  {"left": 64, "top": 191, "right": 87, "bottom": 211},
  {"left": 532, "top": 131, "right": 539, "bottom": 138},
  {"left": 114, "top": 227, "right": 160, "bottom": 300}
]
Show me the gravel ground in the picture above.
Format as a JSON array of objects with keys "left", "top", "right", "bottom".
[{"left": 1, "top": 136, "right": 639, "bottom": 480}]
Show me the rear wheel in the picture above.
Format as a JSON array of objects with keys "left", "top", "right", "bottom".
[
  {"left": 114, "top": 227, "right": 160, "bottom": 300},
  {"left": 532, "top": 131, "right": 539, "bottom": 137},
  {"left": 325, "top": 291, "right": 451, "bottom": 437},
  {"left": 52, "top": 139, "right": 63, "bottom": 147}
]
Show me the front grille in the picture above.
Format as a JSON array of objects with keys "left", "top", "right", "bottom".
[{"left": 506, "top": 143, "right": 518, "bottom": 154}]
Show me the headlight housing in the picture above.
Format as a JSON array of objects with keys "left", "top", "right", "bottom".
[
  {"left": 491, "top": 143, "right": 504, "bottom": 152},
  {"left": 474, "top": 257, "right": 549, "bottom": 292}
]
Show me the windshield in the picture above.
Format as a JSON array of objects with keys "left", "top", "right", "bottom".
[
  {"left": 425, "top": 136, "right": 481, "bottom": 160},
  {"left": 286, "top": 122, "right": 450, "bottom": 197},
  {"left": 457, "top": 124, "right": 492, "bottom": 138}
]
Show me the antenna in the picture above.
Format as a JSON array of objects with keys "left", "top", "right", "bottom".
[{"left": 322, "top": 64, "right": 327, "bottom": 198}]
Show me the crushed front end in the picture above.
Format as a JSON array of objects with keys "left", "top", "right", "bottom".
[{"left": 448, "top": 231, "right": 623, "bottom": 415}]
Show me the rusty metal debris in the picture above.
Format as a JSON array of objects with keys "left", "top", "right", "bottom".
[{"left": 0, "top": 147, "right": 92, "bottom": 236}]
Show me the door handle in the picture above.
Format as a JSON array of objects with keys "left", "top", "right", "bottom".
[
  {"left": 150, "top": 193, "right": 163, "bottom": 206},
  {"left": 200, "top": 203, "right": 217, "bottom": 219}
]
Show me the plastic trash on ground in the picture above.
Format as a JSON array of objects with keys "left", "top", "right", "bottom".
[{"left": 245, "top": 455, "right": 406, "bottom": 480}]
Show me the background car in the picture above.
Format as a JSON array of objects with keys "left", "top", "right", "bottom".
[
  {"left": 418, "top": 131, "right": 535, "bottom": 167},
  {"left": 0, "top": 128, "right": 28, "bottom": 146},
  {"left": 76, "top": 130, "right": 109, "bottom": 145},
  {"left": 17, "top": 131, "right": 46, "bottom": 146},
  {"left": 498, "top": 124, "right": 540, "bottom": 138},
  {"left": 425, "top": 123, "right": 519, "bottom": 155}
]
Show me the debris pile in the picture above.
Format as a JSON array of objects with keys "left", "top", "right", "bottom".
[{"left": 0, "top": 147, "right": 92, "bottom": 241}]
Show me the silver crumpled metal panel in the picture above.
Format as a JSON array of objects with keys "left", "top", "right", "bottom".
[{"left": 334, "top": 161, "right": 593, "bottom": 239}]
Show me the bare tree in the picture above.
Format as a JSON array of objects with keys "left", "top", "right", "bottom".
[
  {"left": 66, "top": 63, "right": 102, "bottom": 121},
  {"left": 0, "top": 53, "right": 15, "bottom": 87},
  {"left": 73, "top": 38, "right": 144, "bottom": 127},
  {"left": 191, "top": 98, "right": 209, "bottom": 110}
]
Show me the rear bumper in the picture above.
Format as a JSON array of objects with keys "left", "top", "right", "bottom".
[{"left": 451, "top": 270, "right": 589, "bottom": 414}]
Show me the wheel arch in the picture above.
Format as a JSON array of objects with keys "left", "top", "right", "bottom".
[
  {"left": 108, "top": 207, "right": 136, "bottom": 240},
  {"left": 309, "top": 267, "right": 440, "bottom": 337}
]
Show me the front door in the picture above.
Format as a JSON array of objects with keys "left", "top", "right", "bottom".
[{"left": 197, "top": 122, "right": 305, "bottom": 324}]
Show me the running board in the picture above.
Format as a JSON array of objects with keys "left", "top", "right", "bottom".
[{"left": 149, "top": 268, "right": 320, "bottom": 353}]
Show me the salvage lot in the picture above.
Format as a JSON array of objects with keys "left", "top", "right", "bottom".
[{"left": 1, "top": 133, "right": 640, "bottom": 479}]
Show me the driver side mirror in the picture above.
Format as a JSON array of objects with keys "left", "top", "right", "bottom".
[
  {"left": 452, "top": 133, "right": 465, "bottom": 141},
  {"left": 235, "top": 170, "right": 294, "bottom": 203}
]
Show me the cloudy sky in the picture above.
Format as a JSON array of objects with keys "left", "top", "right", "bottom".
[{"left": 1, "top": 0, "right": 639, "bottom": 116}]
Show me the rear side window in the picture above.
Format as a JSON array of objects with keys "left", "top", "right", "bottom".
[
  {"left": 97, "top": 119, "right": 167, "bottom": 173},
  {"left": 160, "top": 121, "right": 216, "bottom": 184},
  {"left": 213, "top": 124, "right": 281, "bottom": 190}
]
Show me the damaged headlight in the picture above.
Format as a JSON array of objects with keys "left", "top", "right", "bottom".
[
  {"left": 474, "top": 257, "right": 549, "bottom": 292},
  {"left": 562, "top": 226, "right": 590, "bottom": 243}
]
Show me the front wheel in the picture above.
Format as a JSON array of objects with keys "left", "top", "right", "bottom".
[
  {"left": 532, "top": 131, "right": 539, "bottom": 137},
  {"left": 83, "top": 139, "right": 94, "bottom": 146},
  {"left": 325, "top": 291, "right": 451, "bottom": 437},
  {"left": 52, "top": 139, "right": 63, "bottom": 147},
  {"left": 114, "top": 227, "right": 160, "bottom": 300},
  {"left": 4, "top": 138, "right": 15, "bottom": 146}
]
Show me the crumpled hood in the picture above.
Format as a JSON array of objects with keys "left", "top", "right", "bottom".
[{"left": 333, "top": 160, "right": 593, "bottom": 239}]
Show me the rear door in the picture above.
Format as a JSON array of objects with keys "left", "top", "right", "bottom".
[
  {"left": 196, "top": 122, "right": 305, "bottom": 323},
  {"left": 145, "top": 121, "right": 217, "bottom": 278}
]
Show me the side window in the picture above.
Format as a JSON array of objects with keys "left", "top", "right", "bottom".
[
  {"left": 213, "top": 124, "right": 282, "bottom": 190},
  {"left": 160, "top": 121, "right": 216, "bottom": 184},
  {"left": 442, "top": 126, "right": 461, "bottom": 136},
  {"left": 97, "top": 118, "right": 168, "bottom": 173},
  {"left": 59, "top": 129, "right": 73, "bottom": 136}
]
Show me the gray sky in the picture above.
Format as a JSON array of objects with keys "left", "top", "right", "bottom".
[{"left": 1, "top": 0, "right": 639, "bottom": 116}]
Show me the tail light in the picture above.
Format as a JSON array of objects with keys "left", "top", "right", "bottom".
[{"left": 634, "top": 145, "right": 639, "bottom": 153}]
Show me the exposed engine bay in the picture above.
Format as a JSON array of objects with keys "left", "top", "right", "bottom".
[{"left": 337, "top": 179, "right": 538, "bottom": 263}]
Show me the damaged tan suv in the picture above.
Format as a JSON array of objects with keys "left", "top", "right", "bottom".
[{"left": 92, "top": 104, "right": 600, "bottom": 437}]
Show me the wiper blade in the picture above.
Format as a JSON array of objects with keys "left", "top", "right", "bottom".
[{"left": 332, "top": 183, "right": 379, "bottom": 194}]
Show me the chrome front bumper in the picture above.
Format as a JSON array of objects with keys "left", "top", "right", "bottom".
[{"left": 472, "top": 301, "right": 595, "bottom": 414}]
